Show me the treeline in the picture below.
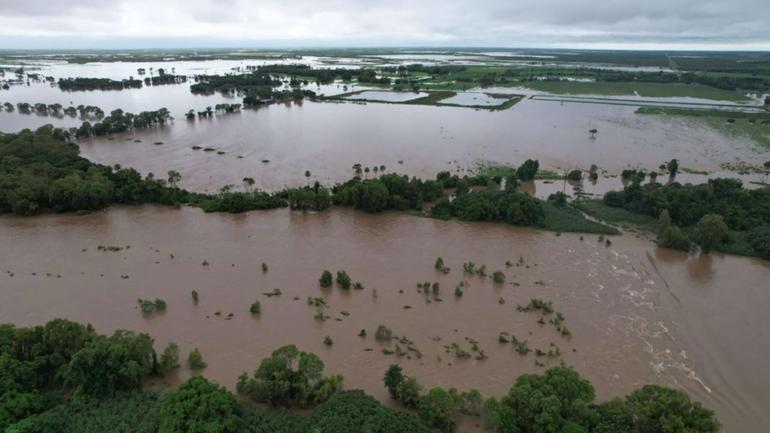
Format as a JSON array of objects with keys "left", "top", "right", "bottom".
[
  {"left": 1, "top": 102, "right": 104, "bottom": 118},
  {"left": 73, "top": 108, "right": 172, "bottom": 137},
  {"left": 58, "top": 77, "right": 143, "bottom": 91},
  {"left": 0, "top": 318, "right": 719, "bottom": 433},
  {"left": 0, "top": 319, "right": 433, "bottom": 433},
  {"left": 0, "top": 129, "right": 616, "bottom": 236},
  {"left": 190, "top": 72, "right": 317, "bottom": 105},
  {"left": 603, "top": 178, "right": 770, "bottom": 257},
  {"left": 384, "top": 364, "right": 719, "bottom": 433},
  {"left": 143, "top": 74, "right": 187, "bottom": 86},
  {"left": 503, "top": 67, "right": 770, "bottom": 92},
  {"left": 0, "top": 127, "right": 301, "bottom": 216}
]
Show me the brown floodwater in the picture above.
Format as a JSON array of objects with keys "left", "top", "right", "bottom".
[
  {"left": 71, "top": 99, "right": 766, "bottom": 194},
  {"left": 1, "top": 205, "right": 768, "bottom": 433}
]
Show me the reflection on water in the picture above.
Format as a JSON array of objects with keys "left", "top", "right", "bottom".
[{"left": 0, "top": 205, "right": 768, "bottom": 433}]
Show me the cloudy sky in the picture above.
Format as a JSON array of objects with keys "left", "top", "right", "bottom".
[{"left": 1, "top": 0, "right": 768, "bottom": 50}]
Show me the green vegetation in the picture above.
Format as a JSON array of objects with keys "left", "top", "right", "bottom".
[
  {"left": 59, "top": 77, "right": 143, "bottom": 91},
  {"left": 187, "top": 348, "right": 207, "bottom": 370},
  {"left": 601, "top": 178, "right": 770, "bottom": 257},
  {"left": 137, "top": 298, "right": 167, "bottom": 315},
  {"left": 383, "top": 363, "right": 718, "bottom": 433},
  {"left": 0, "top": 318, "right": 719, "bottom": 433},
  {"left": 236, "top": 345, "right": 343, "bottom": 408},
  {"left": 249, "top": 301, "right": 261, "bottom": 314},
  {"left": 319, "top": 270, "right": 333, "bottom": 288},
  {"left": 524, "top": 80, "right": 751, "bottom": 101}
]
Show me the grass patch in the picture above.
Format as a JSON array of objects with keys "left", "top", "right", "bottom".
[
  {"left": 523, "top": 81, "right": 751, "bottom": 102},
  {"left": 575, "top": 199, "right": 657, "bottom": 229},
  {"left": 541, "top": 202, "right": 620, "bottom": 235},
  {"left": 535, "top": 170, "right": 564, "bottom": 180}
]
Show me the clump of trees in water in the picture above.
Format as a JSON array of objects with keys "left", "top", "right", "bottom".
[
  {"left": 73, "top": 108, "right": 172, "bottom": 137},
  {"left": 1, "top": 102, "right": 105, "bottom": 119},
  {"left": 0, "top": 318, "right": 720, "bottom": 433},
  {"left": 59, "top": 77, "right": 143, "bottom": 91},
  {"left": 603, "top": 177, "right": 770, "bottom": 257}
]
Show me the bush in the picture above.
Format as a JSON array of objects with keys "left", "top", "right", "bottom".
[
  {"left": 748, "top": 224, "right": 770, "bottom": 258},
  {"left": 187, "top": 348, "right": 207, "bottom": 370},
  {"left": 319, "top": 270, "right": 333, "bottom": 288},
  {"left": 375, "top": 325, "right": 393, "bottom": 341},
  {"left": 516, "top": 159, "right": 539, "bottom": 181},
  {"left": 159, "top": 376, "right": 244, "bottom": 433},
  {"left": 418, "top": 388, "right": 458, "bottom": 432},
  {"left": 492, "top": 271, "right": 505, "bottom": 284},
  {"left": 693, "top": 214, "right": 728, "bottom": 254},
  {"left": 158, "top": 343, "right": 180, "bottom": 376},
  {"left": 336, "top": 271, "right": 351, "bottom": 289}
]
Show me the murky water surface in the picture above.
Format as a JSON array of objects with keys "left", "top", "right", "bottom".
[
  {"left": 0, "top": 206, "right": 768, "bottom": 433},
  {"left": 1, "top": 59, "right": 769, "bottom": 433}
]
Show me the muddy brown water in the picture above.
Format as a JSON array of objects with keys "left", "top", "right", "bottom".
[
  {"left": 71, "top": 99, "right": 766, "bottom": 194},
  {"left": 0, "top": 205, "right": 768, "bottom": 433}
]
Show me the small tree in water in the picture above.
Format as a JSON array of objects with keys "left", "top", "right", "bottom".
[{"left": 187, "top": 348, "right": 207, "bottom": 370}]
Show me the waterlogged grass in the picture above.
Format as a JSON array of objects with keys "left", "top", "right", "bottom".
[
  {"left": 637, "top": 107, "right": 770, "bottom": 148},
  {"left": 575, "top": 200, "right": 657, "bottom": 229},
  {"left": 523, "top": 81, "right": 751, "bottom": 102},
  {"left": 541, "top": 202, "right": 620, "bottom": 235}
]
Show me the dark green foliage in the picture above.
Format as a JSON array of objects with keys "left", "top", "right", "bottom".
[
  {"left": 748, "top": 224, "right": 770, "bottom": 259},
  {"left": 384, "top": 365, "right": 404, "bottom": 399},
  {"left": 187, "top": 348, "right": 207, "bottom": 370},
  {"left": 64, "top": 330, "right": 155, "bottom": 397},
  {"left": 492, "top": 271, "right": 505, "bottom": 284},
  {"left": 567, "top": 169, "right": 583, "bottom": 181},
  {"left": 0, "top": 128, "right": 190, "bottom": 215},
  {"left": 442, "top": 189, "right": 545, "bottom": 227},
  {"left": 158, "top": 343, "right": 180, "bottom": 376},
  {"left": 59, "top": 77, "right": 143, "bottom": 91},
  {"left": 626, "top": 385, "right": 719, "bottom": 433},
  {"left": 375, "top": 325, "right": 393, "bottom": 341},
  {"left": 336, "top": 271, "right": 352, "bottom": 289},
  {"left": 516, "top": 159, "right": 539, "bottom": 181},
  {"left": 490, "top": 367, "right": 596, "bottom": 433},
  {"left": 159, "top": 376, "right": 244, "bottom": 433},
  {"left": 306, "top": 390, "right": 431, "bottom": 433},
  {"left": 333, "top": 174, "right": 441, "bottom": 213},
  {"left": 74, "top": 108, "right": 172, "bottom": 137},
  {"left": 286, "top": 185, "right": 332, "bottom": 211},
  {"left": 236, "top": 345, "right": 343, "bottom": 408},
  {"left": 6, "top": 393, "right": 161, "bottom": 433},
  {"left": 548, "top": 191, "right": 568, "bottom": 207},
  {"left": 250, "top": 301, "right": 261, "bottom": 314},
  {"left": 418, "top": 387, "right": 458, "bottom": 432},
  {"left": 319, "top": 270, "right": 333, "bottom": 288},
  {"left": 693, "top": 214, "right": 728, "bottom": 253}
]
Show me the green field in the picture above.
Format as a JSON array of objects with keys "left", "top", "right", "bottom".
[{"left": 522, "top": 81, "right": 752, "bottom": 102}]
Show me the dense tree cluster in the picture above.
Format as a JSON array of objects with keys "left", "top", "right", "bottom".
[
  {"left": 236, "top": 345, "right": 343, "bottom": 408},
  {"left": 1, "top": 318, "right": 720, "bottom": 433},
  {"left": 190, "top": 72, "right": 318, "bottom": 105},
  {"left": 332, "top": 173, "right": 442, "bottom": 212},
  {"left": 59, "top": 77, "right": 143, "bottom": 91},
  {"left": 604, "top": 178, "right": 770, "bottom": 255},
  {"left": 73, "top": 108, "right": 172, "bottom": 137},
  {"left": 385, "top": 364, "right": 719, "bottom": 433},
  {"left": 503, "top": 66, "right": 770, "bottom": 92},
  {"left": 144, "top": 74, "right": 187, "bottom": 86},
  {"left": 431, "top": 189, "right": 545, "bottom": 227}
]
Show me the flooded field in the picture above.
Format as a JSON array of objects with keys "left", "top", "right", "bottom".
[
  {"left": 1, "top": 56, "right": 769, "bottom": 433},
  {"left": 71, "top": 99, "right": 766, "bottom": 193},
  {"left": 0, "top": 205, "right": 768, "bottom": 432}
]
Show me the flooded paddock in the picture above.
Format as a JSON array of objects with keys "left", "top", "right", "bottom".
[{"left": 0, "top": 205, "right": 768, "bottom": 432}]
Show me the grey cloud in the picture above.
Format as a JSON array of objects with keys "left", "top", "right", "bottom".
[{"left": 0, "top": 0, "right": 767, "bottom": 49}]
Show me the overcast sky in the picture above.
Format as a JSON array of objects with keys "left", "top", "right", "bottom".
[{"left": 1, "top": 0, "right": 769, "bottom": 50}]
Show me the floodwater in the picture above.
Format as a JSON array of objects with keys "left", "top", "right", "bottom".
[
  {"left": 0, "top": 205, "right": 768, "bottom": 433},
  {"left": 72, "top": 99, "right": 766, "bottom": 193},
  {"left": 346, "top": 90, "right": 428, "bottom": 102},
  {"left": 440, "top": 92, "right": 511, "bottom": 107}
]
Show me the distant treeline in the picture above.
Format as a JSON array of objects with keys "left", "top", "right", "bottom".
[
  {"left": 72, "top": 108, "right": 172, "bottom": 137},
  {"left": 59, "top": 77, "right": 143, "bottom": 91},
  {"left": 58, "top": 75, "right": 187, "bottom": 91},
  {"left": 1, "top": 102, "right": 105, "bottom": 118},
  {"left": 504, "top": 67, "right": 770, "bottom": 92}
]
